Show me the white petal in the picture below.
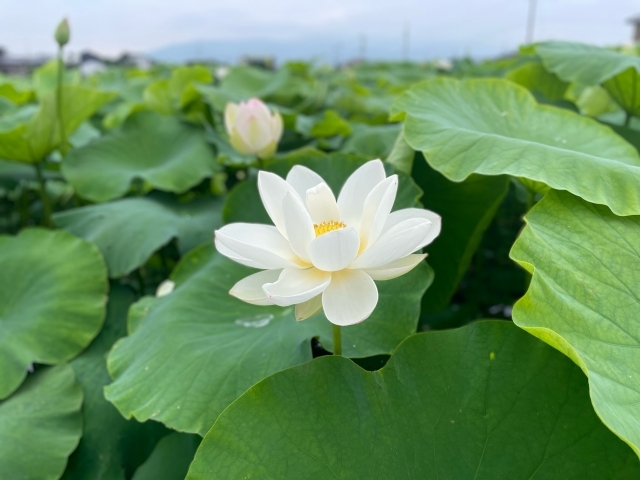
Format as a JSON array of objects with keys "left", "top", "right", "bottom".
[
  {"left": 236, "top": 110, "right": 272, "bottom": 151},
  {"left": 256, "top": 139, "right": 277, "bottom": 160},
  {"left": 283, "top": 192, "right": 315, "bottom": 263},
  {"left": 286, "top": 165, "right": 324, "bottom": 200},
  {"left": 322, "top": 269, "right": 378, "bottom": 326},
  {"left": 258, "top": 171, "right": 302, "bottom": 238},
  {"left": 359, "top": 175, "right": 398, "bottom": 250},
  {"left": 295, "top": 294, "right": 323, "bottom": 321},
  {"left": 262, "top": 267, "right": 331, "bottom": 307},
  {"left": 229, "top": 128, "right": 251, "bottom": 155},
  {"left": 309, "top": 227, "right": 359, "bottom": 272},
  {"left": 306, "top": 182, "right": 341, "bottom": 224},
  {"left": 245, "top": 98, "right": 273, "bottom": 125},
  {"left": 215, "top": 238, "right": 271, "bottom": 269},
  {"left": 230, "top": 269, "right": 282, "bottom": 305},
  {"left": 224, "top": 102, "right": 239, "bottom": 133},
  {"left": 350, "top": 218, "right": 432, "bottom": 269},
  {"left": 271, "top": 110, "right": 284, "bottom": 141},
  {"left": 156, "top": 280, "right": 175, "bottom": 297},
  {"left": 362, "top": 254, "right": 426, "bottom": 280},
  {"left": 383, "top": 208, "right": 442, "bottom": 250},
  {"left": 215, "top": 223, "right": 301, "bottom": 269},
  {"left": 337, "top": 159, "right": 386, "bottom": 227}
]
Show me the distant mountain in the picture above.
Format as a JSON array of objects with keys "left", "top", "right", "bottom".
[{"left": 149, "top": 36, "right": 471, "bottom": 65}]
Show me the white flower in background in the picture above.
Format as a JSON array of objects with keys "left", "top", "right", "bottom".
[
  {"left": 214, "top": 159, "right": 441, "bottom": 326},
  {"left": 156, "top": 280, "right": 175, "bottom": 297},
  {"left": 435, "top": 58, "right": 453, "bottom": 71},
  {"left": 215, "top": 65, "right": 230, "bottom": 80},
  {"left": 224, "top": 98, "right": 283, "bottom": 159}
]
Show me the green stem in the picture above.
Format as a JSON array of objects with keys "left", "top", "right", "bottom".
[
  {"left": 332, "top": 324, "right": 342, "bottom": 356},
  {"left": 159, "top": 248, "right": 171, "bottom": 277},
  {"left": 625, "top": 111, "right": 632, "bottom": 127},
  {"left": 135, "top": 268, "right": 146, "bottom": 296},
  {"left": 56, "top": 46, "right": 67, "bottom": 152},
  {"left": 17, "top": 186, "right": 30, "bottom": 228},
  {"left": 34, "top": 162, "right": 52, "bottom": 227}
]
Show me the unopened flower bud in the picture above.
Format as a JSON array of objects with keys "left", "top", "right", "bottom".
[
  {"left": 55, "top": 18, "right": 70, "bottom": 47},
  {"left": 156, "top": 280, "right": 175, "bottom": 297},
  {"left": 224, "top": 98, "right": 283, "bottom": 159}
]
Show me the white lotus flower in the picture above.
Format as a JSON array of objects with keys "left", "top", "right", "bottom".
[
  {"left": 214, "top": 159, "right": 441, "bottom": 326},
  {"left": 224, "top": 98, "right": 283, "bottom": 159},
  {"left": 156, "top": 279, "right": 175, "bottom": 297}
]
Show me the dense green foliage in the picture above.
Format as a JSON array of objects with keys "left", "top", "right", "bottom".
[{"left": 1, "top": 39, "right": 640, "bottom": 478}]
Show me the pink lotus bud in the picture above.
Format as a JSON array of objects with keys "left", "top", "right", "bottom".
[{"left": 224, "top": 98, "right": 283, "bottom": 159}]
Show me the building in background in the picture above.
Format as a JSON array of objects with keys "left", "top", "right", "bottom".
[
  {"left": 628, "top": 15, "right": 640, "bottom": 42},
  {"left": 0, "top": 48, "right": 47, "bottom": 75}
]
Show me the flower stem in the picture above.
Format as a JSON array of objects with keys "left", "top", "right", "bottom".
[
  {"left": 56, "top": 46, "right": 67, "bottom": 152},
  {"left": 332, "top": 324, "right": 342, "bottom": 356},
  {"left": 135, "top": 267, "right": 146, "bottom": 296},
  {"left": 34, "top": 162, "right": 53, "bottom": 227}
]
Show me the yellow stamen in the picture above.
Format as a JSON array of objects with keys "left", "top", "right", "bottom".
[{"left": 314, "top": 220, "right": 346, "bottom": 237}]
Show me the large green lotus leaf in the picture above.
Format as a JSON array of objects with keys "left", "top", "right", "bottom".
[
  {"left": 391, "top": 77, "right": 640, "bottom": 216},
  {"left": 193, "top": 83, "right": 239, "bottom": 112},
  {"left": 308, "top": 110, "right": 352, "bottom": 137},
  {"left": 534, "top": 42, "right": 640, "bottom": 116},
  {"left": 386, "top": 132, "right": 416, "bottom": 174},
  {"left": 0, "top": 124, "right": 30, "bottom": 162},
  {"left": 0, "top": 80, "right": 34, "bottom": 104},
  {"left": 105, "top": 244, "right": 432, "bottom": 435},
  {"left": 54, "top": 193, "right": 224, "bottom": 277},
  {"left": 0, "top": 365, "right": 83, "bottom": 480},
  {"left": 0, "top": 85, "right": 116, "bottom": 163},
  {"left": 510, "top": 189, "right": 640, "bottom": 456},
  {"left": 535, "top": 41, "right": 640, "bottom": 86},
  {"left": 505, "top": 61, "right": 569, "bottom": 101},
  {"left": 0, "top": 228, "right": 108, "bottom": 399},
  {"left": 32, "top": 61, "right": 81, "bottom": 97},
  {"left": 341, "top": 123, "right": 401, "bottom": 159},
  {"left": 144, "top": 80, "right": 176, "bottom": 115},
  {"left": 62, "top": 111, "right": 220, "bottom": 202},
  {"left": 27, "top": 86, "right": 117, "bottom": 161},
  {"left": 62, "top": 286, "right": 168, "bottom": 480},
  {"left": 170, "top": 65, "right": 212, "bottom": 107},
  {"left": 132, "top": 433, "right": 200, "bottom": 480},
  {"left": 187, "top": 321, "right": 640, "bottom": 480},
  {"left": 219, "top": 65, "right": 289, "bottom": 99},
  {"left": 571, "top": 85, "right": 620, "bottom": 118},
  {"left": 196, "top": 66, "right": 289, "bottom": 111},
  {"left": 144, "top": 66, "right": 211, "bottom": 114},
  {"left": 601, "top": 67, "right": 640, "bottom": 117},
  {"left": 224, "top": 150, "right": 422, "bottom": 224},
  {"left": 607, "top": 123, "right": 640, "bottom": 154},
  {"left": 412, "top": 158, "right": 510, "bottom": 313}
]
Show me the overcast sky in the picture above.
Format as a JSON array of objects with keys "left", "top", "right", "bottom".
[{"left": 2, "top": 0, "right": 640, "bottom": 61}]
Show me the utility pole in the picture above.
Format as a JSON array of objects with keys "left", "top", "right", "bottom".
[
  {"left": 525, "top": 0, "right": 538, "bottom": 44},
  {"left": 402, "top": 22, "right": 410, "bottom": 61}
]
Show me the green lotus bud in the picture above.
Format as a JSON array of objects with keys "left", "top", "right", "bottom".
[{"left": 55, "top": 18, "right": 70, "bottom": 47}]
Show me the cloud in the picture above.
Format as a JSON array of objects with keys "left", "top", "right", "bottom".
[{"left": 0, "top": 0, "right": 637, "bottom": 59}]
